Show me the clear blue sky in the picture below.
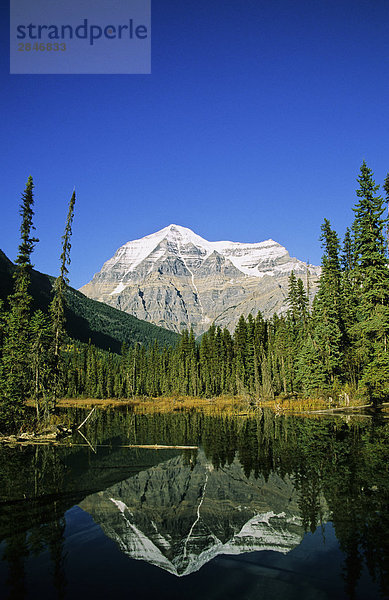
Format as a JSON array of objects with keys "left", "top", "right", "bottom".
[{"left": 1, "top": 0, "right": 389, "bottom": 289}]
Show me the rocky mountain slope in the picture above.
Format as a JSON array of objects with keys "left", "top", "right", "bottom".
[
  {"left": 80, "top": 449, "right": 322, "bottom": 576},
  {"left": 80, "top": 225, "right": 320, "bottom": 336}
]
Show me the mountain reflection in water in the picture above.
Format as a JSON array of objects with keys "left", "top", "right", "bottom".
[
  {"left": 79, "top": 449, "right": 314, "bottom": 576},
  {"left": 0, "top": 409, "right": 388, "bottom": 600}
]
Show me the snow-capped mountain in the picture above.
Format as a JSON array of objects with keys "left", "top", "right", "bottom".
[
  {"left": 80, "top": 224, "right": 320, "bottom": 335},
  {"left": 79, "top": 450, "right": 320, "bottom": 577}
]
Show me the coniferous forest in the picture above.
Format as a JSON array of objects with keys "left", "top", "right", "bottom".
[{"left": 1, "top": 162, "right": 389, "bottom": 432}]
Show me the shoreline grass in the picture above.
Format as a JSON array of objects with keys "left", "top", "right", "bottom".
[{"left": 39, "top": 394, "right": 370, "bottom": 415}]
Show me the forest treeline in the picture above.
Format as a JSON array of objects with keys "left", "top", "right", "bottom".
[
  {"left": 1, "top": 163, "right": 389, "bottom": 431},
  {"left": 59, "top": 161, "right": 389, "bottom": 405}
]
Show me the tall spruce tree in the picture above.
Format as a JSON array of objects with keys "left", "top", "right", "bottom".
[
  {"left": 49, "top": 191, "right": 76, "bottom": 405},
  {"left": 311, "top": 219, "right": 344, "bottom": 385},
  {"left": 188, "top": 328, "right": 198, "bottom": 396},
  {"left": 352, "top": 163, "right": 389, "bottom": 309},
  {"left": 383, "top": 172, "right": 389, "bottom": 255},
  {"left": 341, "top": 228, "right": 355, "bottom": 273},
  {"left": 0, "top": 176, "right": 38, "bottom": 429},
  {"left": 296, "top": 278, "right": 309, "bottom": 331},
  {"left": 0, "top": 300, "right": 6, "bottom": 350},
  {"left": 351, "top": 163, "right": 389, "bottom": 402},
  {"left": 234, "top": 315, "right": 248, "bottom": 394},
  {"left": 50, "top": 191, "right": 76, "bottom": 356},
  {"left": 287, "top": 271, "right": 299, "bottom": 325},
  {"left": 340, "top": 229, "right": 359, "bottom": 386}
]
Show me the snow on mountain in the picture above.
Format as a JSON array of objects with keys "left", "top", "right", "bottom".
[
  {"left": 80, "top": 224, "right": 320, "bottom": 335},
  {"left": 101, "top": 224, "right": 303, "bottom": 281}
]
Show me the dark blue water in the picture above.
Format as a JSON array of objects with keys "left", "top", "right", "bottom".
[{"left": 0, "top": 410, "right": 387, "bottom": 600}]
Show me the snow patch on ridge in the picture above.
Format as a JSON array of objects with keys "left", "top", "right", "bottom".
[
  {"left": 103, "top": 227, "right": 170, "bottom": 275},
  {"left": 110, "top": 282, "right": 127, "bottom": 295},
  {"left": 99, "top": 224, "right": 304, "bottom": 280}
]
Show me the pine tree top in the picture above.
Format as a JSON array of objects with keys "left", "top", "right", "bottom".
[{"left": 15, "top": 176, "right": 39, "bottom": 271}]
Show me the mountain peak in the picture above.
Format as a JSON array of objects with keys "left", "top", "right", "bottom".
[
  {"left": 141, "top": 225, "right": 286, "bottom": 261},
  {"left": 152, "top": 224, "right": 209, "bottom": 247},
  {"left": 166, "top": 223, "right": 186, "bottom": 231},
  {"left": 80, "top": 224, "right": 320, "bottom": 335},
  {"left": 158, "top": 224, "right": 191, "bottom": 235}
]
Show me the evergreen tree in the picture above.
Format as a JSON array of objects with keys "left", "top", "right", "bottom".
[
  {"left": 30, "top": 310, "right": 52, "bottom": 419},
  {"left": 341, "top": 227, "right": 356, "bottom": 273},
  {"left": 273, "top": 314, "right": 294, "bottom": 394},
  {"left": 15, "top": 176, "right": 39, "bottom": 272},
  {"left": 351, "top": 163, "right": 389, "bottom": 402},
  {"left": 340, "top": 228, "right": 359, "bottom": 386},
  {"left": 0, "top": 176, "right": 38, "bottom": 430},
  {"left": 383, "top": 172, "right": 389, "bottom": 255},
  {"left": 296, "top": 278, "right": 309, "bottom": 331},
  {"left": 341, "top": 228, "right": 358, "bottom": 321},
  {"left": 311, "top": 219, "right": 344, "bottom": 385},
  {"left": 352, "top": 162, "right": 389, "bottom": 309},
  {"left": 295, "top": 335, "right": 327, "bottom": 396},
  {"left": 188, "top": 328, "right": 199, "bottom": 396},
  {"left": 245, "top": 314, "right": 256, "bottom": 392},
  {"left": 222, "top": 327, "right": 235, "bottom": 393},
  {"left": 0, "top": 300, "right": 6, "bottom": 349},
  {"left": 234, "top": 316, "right": 248, "bottom": 394},
  {"left": 49, "top": 191, "right": 76, "bottom": 404},
  {"left": 287, "top": 271, "right": 299, "bottom": 325}
]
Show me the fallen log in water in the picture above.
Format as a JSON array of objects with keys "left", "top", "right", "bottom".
[
  {"left": 0, "top": 425, "right": 73, "bottom": 445},
  {"left": 0, "top": 437, "right": 198, "bottom": 450},
  {"left": 305, "top": 403, "right": 373, "bottom": 414},
  {"left": 120, "top": 444, "right": 198, "bottom": 449},
  {"left": 77, "top": 406, "right": 97, "bottom": 430}
]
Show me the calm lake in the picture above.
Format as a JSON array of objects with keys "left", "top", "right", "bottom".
[{"left": 0, "top": 408, "right": 388, "bottom": 600}]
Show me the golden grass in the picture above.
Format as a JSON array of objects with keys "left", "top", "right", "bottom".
[
  {"left": 51, "top": 394, "right": 344, "bottom": 415},
  {"left": 268, "top": 397, "right": 329, "bottom": 413},
  {"left": 55, "top": 395, "right": 250, "bottom": 415}
]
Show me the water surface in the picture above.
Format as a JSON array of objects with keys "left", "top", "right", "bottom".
[{"left": 0, "top": 409, "right": 388, "bottom": 599}]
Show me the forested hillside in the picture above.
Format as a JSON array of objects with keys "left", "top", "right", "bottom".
[{"left": 0, "top": 249, "right": 179, "bottom": 353}]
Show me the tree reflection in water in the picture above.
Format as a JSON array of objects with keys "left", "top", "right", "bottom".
[{"left": 0, "top": 409, "right": 388, "bottom": 599}]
